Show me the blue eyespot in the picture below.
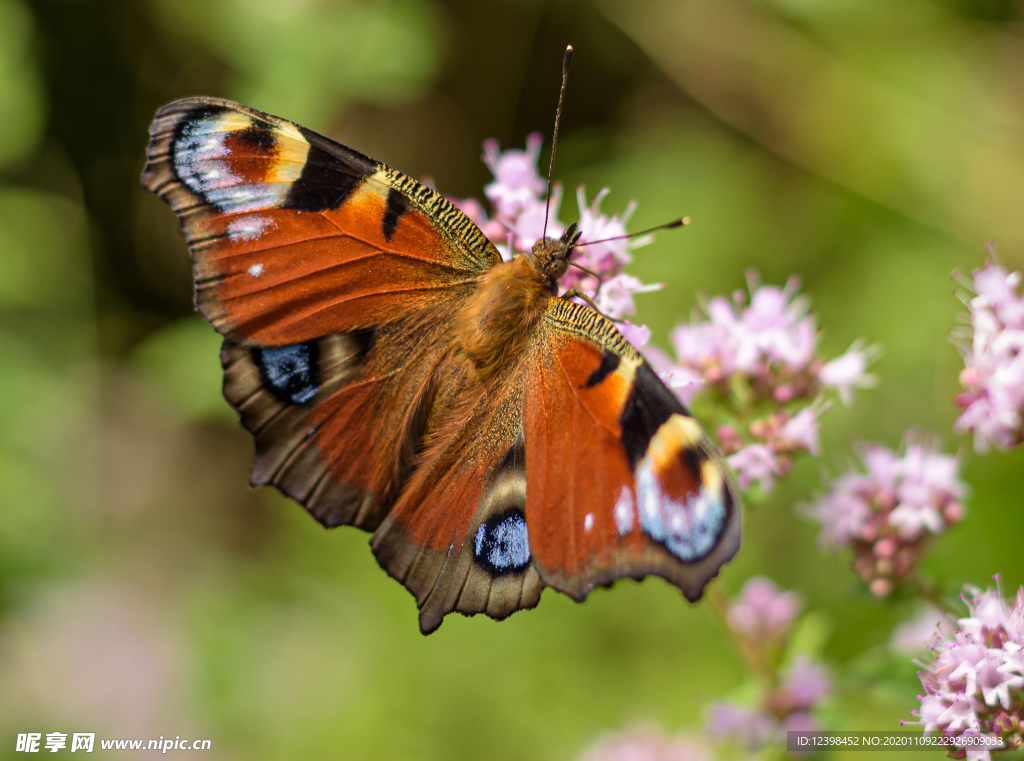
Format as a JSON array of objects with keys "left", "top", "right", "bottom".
[
  {"left": 253, "top": 343, "right": 320, "bottom": 405},
  {"left": 473, "top": 509, "right": 531, "bottom": 576}
]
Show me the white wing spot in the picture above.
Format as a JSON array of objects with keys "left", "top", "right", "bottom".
[
  {"left": 584, "top": 513, "right": 595, "bottom": 532},
  {"left": 614, "top": 487, "right": 635, "bottom": 536},
  {"left": 228, "top": 215, "right": 274, "bottom": 242},
  {"left": 247, "top": 263, "right": 264, "bottom": 277}
]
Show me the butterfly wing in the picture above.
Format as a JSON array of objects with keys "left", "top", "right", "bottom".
[
  {"left": 141, "top": 97, "right": 500, "bottom": 346},
  {"left": 524, "top": 299, "right": 741, "bottom": 602}
]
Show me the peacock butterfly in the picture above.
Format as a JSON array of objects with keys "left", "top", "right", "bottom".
[{"left": 140, "top": 49, "right": 740, "bottom": 634}]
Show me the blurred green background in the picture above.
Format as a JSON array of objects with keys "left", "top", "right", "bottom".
[{"left": 1, "top": 0, "right": 1023, "bottom": 758}]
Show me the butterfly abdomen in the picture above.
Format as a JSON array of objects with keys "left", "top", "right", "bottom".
[{"left": 455, "top": 256, "right": 552, "bottom": 382}]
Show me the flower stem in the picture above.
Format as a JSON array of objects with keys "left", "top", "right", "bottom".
[
  {"left": 706, "top": 583, "right": 774, "bottom": 682},
  {"left": 911, "top": 574, "right": 961, "bottom": 617}
]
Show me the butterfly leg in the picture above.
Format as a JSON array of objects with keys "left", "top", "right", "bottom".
[{"left": 568, "top": 260, "right": 605, "bottom": 298}]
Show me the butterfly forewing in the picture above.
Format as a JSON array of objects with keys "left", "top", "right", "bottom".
[{"left": 141, "top": 97, "right": 500, "bottom": 346}]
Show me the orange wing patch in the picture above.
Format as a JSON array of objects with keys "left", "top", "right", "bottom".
[{"left": 525, "top": 333, "right": 644, "bottom": 598}]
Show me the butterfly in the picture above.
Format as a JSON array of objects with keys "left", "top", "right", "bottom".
[{"left": 141, "top": 86, "right": 740, "bottom": 634}]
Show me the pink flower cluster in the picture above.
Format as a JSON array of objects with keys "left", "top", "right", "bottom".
[
  {"left": 706, "top": 578, "right": 830, "bottom": 751},
  {"left": 576, "top": 727, "right": 714, "bottom": 761},
  {"left": 649, "top": 272, "right": 878, "bottom": 493},
  {"left": 726, "top": 576, "right": 803, "bottom": 644},
  {"left": 805, "top": 437, "right": 966, "bottom": 597},
  {"left": 707, "top": 658, "right": 831, "bottom": 750},
  {"left": 952, "top": 258, "right": 1024, "bottom": 452},
  {"left": 451, "top": 135, "right": 662, "bottom": 344},
  {"left": 908, "top": 583, "right": 1024, "bottom": 760},
  {"left": 891, "top": 605, "right": 957, "bottom": 655}
]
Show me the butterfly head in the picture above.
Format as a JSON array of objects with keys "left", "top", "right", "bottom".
[{"left": 530, "top": 222, "right": 583, "bottom": 287}]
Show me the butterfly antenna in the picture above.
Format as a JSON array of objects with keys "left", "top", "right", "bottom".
[
  {"left": 574, "top": 216, "right": 691, "bottom": 247},
  {"left": 542, "top": 45, "right": 573, "bottom": 241}
]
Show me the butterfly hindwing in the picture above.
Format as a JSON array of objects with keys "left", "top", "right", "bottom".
[
  {"left": 142, "top": 97, "right": 500, "bottom": 346},
  {"left": 524, "top": 300, "right": 741, "bottom": 602},
  {"left": 221, "top": 332, "right": 376, "bottom": 529},
  {"left": 370, "top": 352, "right": 543, "bottom": 634},
  {"left": 221, "top": 302, "right": 463, "bottom": 532}
]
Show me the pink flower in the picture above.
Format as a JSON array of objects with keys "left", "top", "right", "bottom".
[
  {"left": 726, "top": 576, "right": 803, "bottom": 641},
  {"left": 577, "top": 727, "right": 715, "bottom": 761},
  {"left": 727, "top": 444, "right": 781, "bottom": 492},
  {"left": 972, "top": 261, "right": 1024, "bottom": 328},
  {"left": 804, "top": 435, "right": 966, "bottom": 593},
  {"left": 806, "top": 478, "right": 871, "bottom": 548},
  {"left": 705, "top": 702, "right": 776, "bottom": 750},
  {"left": 934, "top": 693, "right": 983, "bottom": 732},
  {"left": 645, "top": 346, "right": 704, "bottom": 406},
  {"left": 958, "top": 585, "right": 1024, "bottom": 648},
  {"left": 507, "top": 189, "right": 565, "bottom": 251},
  {"left": 558, "top": 188, "right": 658, "bottom": 311},
  {"left": 889, "top": 441, "right": 964, "bottom": 540},
  {"left": 595, "top": 274, "right": 663, "bottom": 320},
  {"left": 482, "top": 133, "right": 546, "bottom": 218},
  {"left": 669, "top": 317, "right": 730, "bottom": 375},
  {"left": 781, "top": 713, "right": 818, "bottom": 735},
  {"left": 654, "top": 272, "right": 876, "bottom": 452},
  {"left": 706, "top": 656, "right": 830, "bottom": 752},
  {"left": 572, "top": 187, "right": 651, "bottom": 275},
  {"left": 861, "top": 444, "right": 900, "bottom": 496},
  {"left": 952, "top": 259, "right": 1024, "bottom": 452},
  {"left": 820, "top": 340, "right": 880, "bottom": 405},
  {"left": 618, "top": 320, "right": 651, "bottom": 350},
  {"left": 886, "top": 502, "right": 944, "bottom": 540},
  {"left": 779, "top": 656, "right": 831, "bottom": 710},
  {"left": 909, "top": 583, "right": 1024, "bottom": 753},
  {"left": 734, "top": 276, "right": 817, "bottom": 372},
  {"left": 651, "top": 275, "right": 871, "bottom": 496},
  {"left": 669, "top": 278, "right": 818, "bottom": 379},
  {"left": 777, "top": 401, "right": 829, "bottom": 456},
  {"left": 890, "top": 605, "right": 955, "bottom": 655},
  {"left": 976, "top": 648, "right": 1023, "bottom": 710}
]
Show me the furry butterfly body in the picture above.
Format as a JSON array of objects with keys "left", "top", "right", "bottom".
[{"left": 142, "top": 97, "right": 740, "bottom": 633}]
